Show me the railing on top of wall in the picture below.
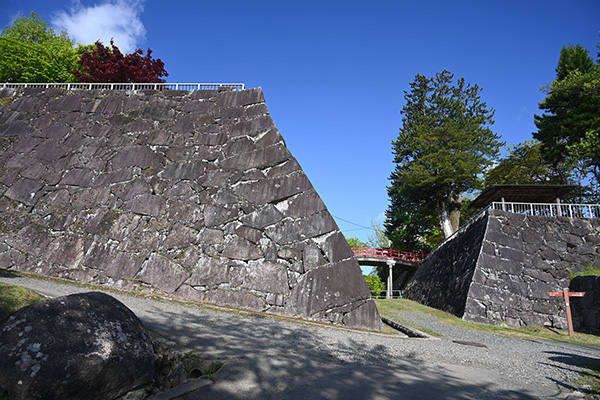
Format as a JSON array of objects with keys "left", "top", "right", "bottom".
[
  {"left": 489, "top": 201, "right": 600, "bottom": 219},
  {"left": 0, "top": 82, "right": 246, "bottom": 91},
  {"left": 430, "top": 201, "right": 600, "bottom": 257}
]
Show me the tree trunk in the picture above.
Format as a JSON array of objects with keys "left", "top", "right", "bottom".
[{"left": 438, "top": 194, "right": 462, "bottom": 239}]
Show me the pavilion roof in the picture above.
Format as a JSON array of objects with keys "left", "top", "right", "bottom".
[{"left": 470, "top": 184, "right": 578, "bottom": 209}]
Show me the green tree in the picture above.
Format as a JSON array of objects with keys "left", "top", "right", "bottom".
[
  {"left": 534, "top": 40, "right": 600, "bottom": 199},
  {"left": 485, "top": 140, "right": 575, "bottom": 186},
  {"left": 0, "top": 12, "right": 79, "bottom": 82},
  {"left": 346, "top": 237, "right": 366, "bottom": 248},
  {"left": 386, "top": 70, "right": 503, "bottom": 249},
  {"left": 366, "top": 219, "right": 390, "bottom": 248},
  {"left": 364, "top": 275, "right": 386, "bottom": 296},
  {"left": 555, "top": 44, "right": 595, "bottom": 81}
]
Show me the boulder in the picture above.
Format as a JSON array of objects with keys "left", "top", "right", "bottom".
[{"left": 0, "top": 292, "right": 154, "bottom": 400}]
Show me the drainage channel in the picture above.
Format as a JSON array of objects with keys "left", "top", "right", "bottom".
[{"left": 381, "top": 316, "right": 434, "bottom": 338}]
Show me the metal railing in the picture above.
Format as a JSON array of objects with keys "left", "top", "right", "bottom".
[
  {"left": 432, "top": 200, "right": 600, "bottom": 256},
  {"left": 351, "top": 247, "right": 428, "bottom": 262},
  {"left": 490, "top": 201, "right": 600, "bottom": 219},
  {"left": 0, "top": 82, "right": 246, "bottom": 91}
]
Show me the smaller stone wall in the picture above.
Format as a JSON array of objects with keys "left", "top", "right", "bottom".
[
  {"left": 463, "top": 210, "right": 600, "bottom": 328},
  {"left": 570, "top": 275, "right": 600, "bottom": 335}
]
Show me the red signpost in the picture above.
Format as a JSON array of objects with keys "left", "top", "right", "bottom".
[{"left": 547, "top": 288, "right": 585, "bottom": 336}]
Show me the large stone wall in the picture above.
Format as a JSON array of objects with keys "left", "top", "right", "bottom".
[
  {"left": 0, "top": 87, "right": 383, "bottom": 331},
  {"left": 408, "top": 209, "right": 600, "bottom": 329}
]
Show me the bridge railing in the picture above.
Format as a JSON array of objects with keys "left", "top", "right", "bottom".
[
  {"left": 0, "top": 82, "right": 246, "bottom": 91},
  {"left": 351, "top": 247, "right": 428, "bottom": 262},
  {"left": 370, "top": 290, "right": 402, "bottom": 299}
]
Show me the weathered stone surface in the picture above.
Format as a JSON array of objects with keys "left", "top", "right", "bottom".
[
  {"left": 342, "top": 300, "right": 385, "bottom": 331},
  {"left": 4, "top": 178, "right": 43, "bottom": 205},
  {"left": 0, "top": 87, "right": 382, "bottom": 331},
  {"left": 286, "top": 259, "right": 371, "bottom": 318},
  {"left": 0, "top": 292, "right": 154, "bottom": 400},
  {"left": 137, "top": 254, "right": 189, "bottom": 293}
]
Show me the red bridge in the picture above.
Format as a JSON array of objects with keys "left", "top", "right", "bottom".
[
  {"left": 351, "top": 247, "right": 428, "bottom": 299},
  {"left": 351, "top": 247, "right": 428, "bottom": 263}
]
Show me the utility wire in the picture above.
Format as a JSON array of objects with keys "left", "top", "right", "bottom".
[{"left": 331, "top": 215, "right": 373, "bottom": 230}]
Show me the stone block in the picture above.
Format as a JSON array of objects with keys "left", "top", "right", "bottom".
[
  {"left": 162, "top": 162, "right": 206, "bottom": 180},
  {"left": 216, "top": 88, "right": 264, "bottom": 107},
  {"left": 137, "top": 253, "right": 189, "bottom": 293},
  {"left": 204, "top": 204, "right": 239, "bottom": 227},
  {"left": 60, "top": 168, "right": 96, "bottom": 187},
  {"left": 239, "top": 260, "right": 289, "bottom": 294},
  {"left": 204, "top": 289, "right": 265, "bottom": 312},
  {"left": 4, "top": 178, "right": 43, "bottom": 205},
  {"left": 47, "top": 94, "right": 81, "bottom": 111},
  {"left": 84, "top": 243, "right": 143, "bottom": 280},
  {"left": 187, "top": 256, "right": 229, "bottom": 287},
  {"left": 285, "top": 259, "right": 371, "bottom": 317},
  {"left": 221, "top": 237, "right": 263, "bottom": 260},
  {"left": 221, "top": 143, "right": 290, "bottom": 171},
  {"left": 496, "top": 245, "right": 525, "bottom": 262},
  {"left": 265, "top": 211, "right": 337, "bottom": 245},
  {"left": 123, "top": 194, "right": 165, "bottom": 218},
  {"left": 342, "top": 300, "right": 385, "bottom": 331},
  {"left": 111, "top": 146, "right": 164, "bottom": 170},
  {"left": 322, "top": 231, "right": 354, "bottom": 263},
  {"left": 35, "top": 140, "right": 67, "bottom": 161}
]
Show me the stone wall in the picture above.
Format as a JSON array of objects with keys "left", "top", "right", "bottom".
[
  {"left": 406, "top": 212, "right": 488, "bottom": 316},
  {"left": 0, "top": 87, "right": 383, "bottom": 331},
  {"left": 407, "top": 208, "right": 600, "bottom": 329}
]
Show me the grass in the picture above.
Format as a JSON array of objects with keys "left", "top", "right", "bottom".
[
  {"left": 375, "top": 298, "right": 600, "bottom": 346},
  {"left": 575, "top": 361, "right": 600, "bottom": 397},
  {"left": 0, "top": 282, "right": 47, "bottom": 314},
  {"left": 568, "top": 264, "right": 600, "bottom": 280}
]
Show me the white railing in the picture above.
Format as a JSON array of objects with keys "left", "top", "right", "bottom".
[
  {"left": 490, "top": 201, "right": 600, "bottom": 219},
  {"left": 0, "top": 82, "right": 246, "bottom": 91},
  {"left": 430, "top": 200, "right": 600, "bottom": 257}
]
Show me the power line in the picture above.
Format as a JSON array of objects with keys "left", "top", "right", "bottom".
[{"left": 331, "top": 215, "right": 373, "bottom": 230}]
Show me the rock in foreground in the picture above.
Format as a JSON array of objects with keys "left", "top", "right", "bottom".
[{"left": 0, "top": 292, "right": 155, "bottom": 400}]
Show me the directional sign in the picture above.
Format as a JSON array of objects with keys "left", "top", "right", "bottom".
[
  {"left": 548, "top": 291, "right": 585, "bottom": 297},
  {"left": 547, "top": 288, "right": 586, "bottom": 336}
]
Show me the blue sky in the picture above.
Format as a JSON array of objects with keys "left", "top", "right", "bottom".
[{"left": 2, "top": 0, "right": 600, "bottom": 250}]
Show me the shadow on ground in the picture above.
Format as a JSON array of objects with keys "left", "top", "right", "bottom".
[{"left": 143, "top": 306, "right": 539, "bottom": 400}]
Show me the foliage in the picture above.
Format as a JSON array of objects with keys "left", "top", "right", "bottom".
[
  {"left": 0, "top": 12, "right": 79, "bottom": 83},
  {"left": 72, "top": 39, "right": 168, "bottom": 83},
  {"left": 366, "top": 219, "right": 390, "bottom": 248},
  {"left": 485, "top": 140, "right": 575, "bottom": 186},
  {"left": 346, "top": 237, "right": 366, "bottom": 248},
  {"left": 364, "top": 275, "right": 386, "bottom": 294},
  {"left": 386, "top": 70, "right": 503, "bottom": 250},
  {"left": 555, "top": 44, "right": 595, "bottom": 81},
  {"left": 0, "top": 283, "right": 46, "bottom": 314},
  {"left": 534, "top": 38, "right": 600, "bottom": 201}
]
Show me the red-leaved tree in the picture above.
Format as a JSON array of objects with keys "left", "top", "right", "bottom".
[{"left": 72, "top": 40, "right": 168, "bottom": 83}]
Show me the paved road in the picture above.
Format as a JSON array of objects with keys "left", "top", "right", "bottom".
[{"left": 1, "top": 273, "right": 597, "bottom": 400}]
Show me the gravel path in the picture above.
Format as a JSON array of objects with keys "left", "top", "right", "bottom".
[{"left": 1, "top": 273, "right": 599, "bottom": 400}]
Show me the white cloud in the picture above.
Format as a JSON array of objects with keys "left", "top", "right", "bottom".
[{"left": 52, "top": 0, "right": 146, "bottom": 53}]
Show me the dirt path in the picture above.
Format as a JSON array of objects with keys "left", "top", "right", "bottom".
[{"left": 1, "top": 273, "right": 596, "bottom": 400}]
